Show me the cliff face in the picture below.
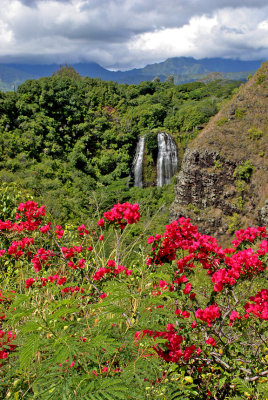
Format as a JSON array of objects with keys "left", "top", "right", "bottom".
[{"left": 170, "top": 62, "right": 268, "bottom": 245}]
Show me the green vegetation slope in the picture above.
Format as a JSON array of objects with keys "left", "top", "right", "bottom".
[{"left": 171, "top": 62, "right": 268, "bottom": 245}]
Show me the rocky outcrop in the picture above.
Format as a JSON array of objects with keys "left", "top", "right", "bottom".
[
  {"left": 171, "top": 149, "right": 236, "bottom": 210},
  {"left": 170, "top": 62, "right": 268, "bottom": 245},
  {"left": 170, "top": 149, "right": 238, "bottom": 240},
  {"left": 258, "top": 200, "right": 268, "bottom": 227}
]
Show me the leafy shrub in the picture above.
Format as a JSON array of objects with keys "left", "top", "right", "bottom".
[
  {"left": 248, "top": 127, "right": 263, "bottom": 141},
  {"left": 234, "top": 108, "right": 246, "bottom": 119},
  {"left": 235, "top": 179, "right": 246, "bottom": 193},
  {"left": 227, "top": 212, "right": 241, "bottom": 233},
  {"left": 256, "top": 73, "right": 265, "bottom": 85},
  {"left": 0, "top": 200, "right": 267, "bottom": 399},
  {"left": 0, "top": 181, "right": 33, "bottom": 220},
  {"left": 186, "top": 203, "right": 200, "bottom": 214},
  {"left": 216, "top": 117, "right": 228, "bottom": 126},
  {"left": 214, "top": 159, "right": 223, "bottom": 170},
  {"left": 235, "top": 196, "right": 244, "bottom": 211},
  {"left": 145, "top": 132, "right": 158, "bottom": 161},
  {"left": 233, "top": 161, "right": 254, "bottom": 183}
]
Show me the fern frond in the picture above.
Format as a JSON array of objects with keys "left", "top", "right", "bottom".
[{"left": 19, "top": 333, "right": 40, "bottom": 370}]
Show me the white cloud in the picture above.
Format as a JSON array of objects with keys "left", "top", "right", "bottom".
[
  {"left": 128, "top": 16, "right": 217, "bottom": 58},
  {"left": 0, "top": 0, "right": 267, "bottom": 67},
  {"left": 127, "top": 8, "right": 268, "bottom": 66}
]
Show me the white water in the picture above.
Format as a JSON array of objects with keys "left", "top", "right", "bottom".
[
  {"left": 157, "top": 132, "right": 178, "bottom": 187},
  {"left": 133, "top": 136, "right": 145, "bottom": 188}
]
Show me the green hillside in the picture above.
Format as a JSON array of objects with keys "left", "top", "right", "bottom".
[{"left": 171, "top": 61, "right": 268, "bottom": 245}]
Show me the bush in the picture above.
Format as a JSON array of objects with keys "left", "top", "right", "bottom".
[
  {"left": 248, "top": 127, "right": 263, "bottom": 141},
  {"left": 214, "top": 159, "right": 223, "bottom": 170},
  {"left": 233, "top": 161, "right": 254, "bottom": 183},
  {"left": 227, "top": 212, "right": 241, "bottom": 233},
  {"left": 234, "top": 108, "right": 246, "bottom": 119},
  {"left": 0, "top": 201, "right": 267, "bottom": 399},
  {"left": 256, "top": 73, "right": 265, "bottom": 85},
  {"left": 216, "top": 117, "right": 228, "bottom": 127}
]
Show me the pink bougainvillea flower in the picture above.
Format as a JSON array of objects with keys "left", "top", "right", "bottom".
[{"left": 206, "top": 337, "right": 216, "bottom": 346}]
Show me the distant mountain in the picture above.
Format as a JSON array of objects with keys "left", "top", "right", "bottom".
[{"left": 0, "top": 57, "right": 264, "bottom": 91}]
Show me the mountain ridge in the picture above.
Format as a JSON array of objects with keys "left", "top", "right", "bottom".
[{"left": 0, "top": 57, "right": 264, "bottom": 91}]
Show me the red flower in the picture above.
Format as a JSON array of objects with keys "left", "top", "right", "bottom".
[
  {"left": 78, "top": 224, "right": 89, "bottom": 236},
  {"left": 183, "top": 283, "right": 192, "bottom": 294},
  {"left": 182, "top": 311, "right": 190, "bottom": 318},
  {"left": 206, "top": 337, "right": 216, "bottom": 346},
  {"left": 107, "top": 260, "right": 115, "bottom": 267},
  {"left": 56, "top": 225, "right": 64, "bottom": 239},
  {"left": 196, "top": 304, "right": 221, "bottom": 327}
]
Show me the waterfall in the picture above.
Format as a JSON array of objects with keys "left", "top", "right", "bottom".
[
  {"left": 133, "top": 136, "right": 145, "bottom": 188},
  {"left": 157, "top": 132, "right": 178, "bottom": 187}
]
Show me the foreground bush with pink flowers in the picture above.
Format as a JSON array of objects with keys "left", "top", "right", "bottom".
[{"left": 0, "top": 201, "right": 267, "bottom": 399}]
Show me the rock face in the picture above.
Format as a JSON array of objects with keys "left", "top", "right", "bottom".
[
  {"left": 170, "top": 62, "right": 268, "bottom": 245},
  {"left": 170, "top": 149, "right": 238, "bottom": 240},
  {"left": 172, "top": 149, "right": 235, "bottom": 210},
  {"left": 258, "top": 200, "right": 268, "bottom": 227}
]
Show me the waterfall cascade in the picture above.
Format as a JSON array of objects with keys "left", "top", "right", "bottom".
[
  {"left": 132, "top": 132, "right": 178, "bottom": 188},
  {"left": 132, "top": 136, "right": 145, "bottom": 188},
  {"left": 157, "top": 132, "right": 178, "bottom": 187}
]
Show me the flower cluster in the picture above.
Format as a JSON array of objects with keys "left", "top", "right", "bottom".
[
  {"left": 0, "top": 330, "right": 16, "bottom": 362},
  {"left": 93, "top": 260, "right": 132, "bottom": 281},
  {"left": 14, "top": 201, "right": 45, "bottom": 232},
  {"left": 25, "top": 275, "right": 67, "bottom": 289},
  {"left": 77, "top": 224, "right": 89, "bottom": 236},
  {"left": 147, "top": 217, "right": 224, "bottom": 268},
  {"left": 229, "top": 311, "right": 242, "bottom": 325},
  {"left": 102, "top": 202, "right": 141, "bottom": 229},
  {"left": 61, "top": 246, "right": 83, "bottom": 259},
  {"left": 138, "top": 324, "right": 200, "bottom": 363},
  {"left": 232, "top": 226, "right": 266, "bottom": 248},
  {"left": 61, "top": 286, "right": 84, "bottom": 294},
  {"left": 56, "top": 225, "right": 64, "bottom": 239},
  {"left": 142, "top": 217, "right": 266, "bottom": 372},
  {"left": 244, "top": 289, "right": 268, "bottom": 320},
  {"left": 32, "top": 248, "right": 55, "bottom": 272},
  {"left": 68, "top": 258, "right": 86, "bottom": 270},
  {"left": 212, "top": 248, "right": 265, "bottom": 292},
  {"left": 196, "top": 305, "right": 221, "bottom": 327},
  {"left": 7, "top": 237, "right": 34, "bottom": 259}
]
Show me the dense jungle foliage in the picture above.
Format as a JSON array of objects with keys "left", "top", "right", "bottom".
[{"left": 0, "top": 66, "right": 241, "bottom": 227}]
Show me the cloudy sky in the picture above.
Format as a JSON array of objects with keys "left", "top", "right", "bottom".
[{"left": 0, "top": 0, "right": 268, "bottom": 69}]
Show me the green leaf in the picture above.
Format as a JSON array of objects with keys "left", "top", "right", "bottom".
[{"left": 19, "top": 333, "right": 40, "bottom": 370}]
